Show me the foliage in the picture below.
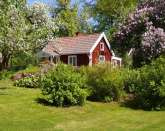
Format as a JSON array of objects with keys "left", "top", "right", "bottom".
[
  {"left": 125, "top": 56, "right": 165, "bottom": 110},
  {"left": 86, "top": 0, "right": 138, "bottom": 35},
  {"left": 0, "top": 65, "right": 39, "bottom": 80},
  {"left": 14, "top": 75, "right": 40, "bottom": 88},
  {"left": 80, "top": 63, "right": 125, "bottom": 102},
  {"left": 52, "top": 0, "right": 93, "bottom": 36},
  {"left": 122, "top": 54, "right": 133, "bottom": 68},
  {"left": 11, "top": 52, "right": 39, "bottom": 67},
  {"left": 0, "top": 70, "right": 14, "bottom": 80},
  {"left": 52, "top": 0, "right": 80, "bottom": 36},
  {"left": 19, "top": 65, "right": 40, "bottom": 74},
  {"left": 40, "top": 64, "right": 89, "bottom": 107},
  {"left": 79, "top": 5, "right": 93, "bottom": 33},
  {"left": 112, "top": 0, "right": 165, "bottom": 67}
]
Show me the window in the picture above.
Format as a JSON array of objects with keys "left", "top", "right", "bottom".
[
  {"left": 99, "top": 55, "right": 105, "bottom": 63},
  {"left": 100, "top": 42, "right": 104, "bottom": 51},
  {"left": 68, "top": 55, "right": 77, "bottom": 66},
  {"left": 53, "top": 56, "right": 60, "bottom": 64},
  {"left": 111, "top": 56, "right": 122, "bottom": 68}
]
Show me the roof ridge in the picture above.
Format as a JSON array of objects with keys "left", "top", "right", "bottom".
[{"left": 49, "top": 33, "right": 102, "bottom": 42}]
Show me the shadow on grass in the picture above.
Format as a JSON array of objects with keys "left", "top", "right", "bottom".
[
  {"left": 0, "top": 87, "right": 9, "bottom": 95},
  {"left": 35, "top": 97, "right": 80, "bottom": 108},
  {"left": 35, "top": 98, "right": 55, "bottom": 107},
  {"left": 0, "top": 87, "right": 8, "bottom": 90},
  {"left": 0, "top": 92, "right": 8, "bottom": 95},
  {"left": 120, "top": 98, "right": 165, "bottom": 111},
  {"left": 120, "top": 99, "right": 142, "bottom": 110}
]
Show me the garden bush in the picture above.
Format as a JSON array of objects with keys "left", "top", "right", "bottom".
[
  {"left": 126, "top": 56, "right": 165, "bottom": 110},
  {"left": 80, "top": 63, "right": 125, "bottom": 102},
  {"left": 0, "top": 70, "right": 14, "bottom": 80},
  {"left": 40, "top": 64, "right": 89, "bottom": 107},
  {"left": 14, "top": 75, "right": 40, "bottom": 88}
]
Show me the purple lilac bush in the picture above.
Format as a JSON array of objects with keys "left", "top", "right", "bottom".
[{"left": 112, "top": 0, "right": 165, "bottom": 67}]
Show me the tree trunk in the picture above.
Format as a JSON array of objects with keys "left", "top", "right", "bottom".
[{"left": 0, "top": 53, "right": 11, "bottom": 70}]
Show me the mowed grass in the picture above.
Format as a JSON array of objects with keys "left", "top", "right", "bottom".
[{"left": 0, "top": 80, "right": 165, "bottom": 131}]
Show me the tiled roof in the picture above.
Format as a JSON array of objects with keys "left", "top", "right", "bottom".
[{"left": 42, "top": 33, "right": 102, "bottom": 55}]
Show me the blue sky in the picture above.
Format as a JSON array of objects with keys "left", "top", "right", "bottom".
[
  {"left": 28, "top": 0, "right": 58, "bottom": 5},
  {"left": 27, "top": 0, "right": 80, "bottom": 5},
  {"left": 27, "top": 0, "right": 95, "bottom": 24}
]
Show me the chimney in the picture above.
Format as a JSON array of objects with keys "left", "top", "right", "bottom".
[{"left": 76, "top": 32, "right": 86, "bottom": 36}]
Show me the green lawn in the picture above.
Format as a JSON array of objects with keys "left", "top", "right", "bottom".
[{"left": 0, "top": 80, "right": 165, "bottom": 131}]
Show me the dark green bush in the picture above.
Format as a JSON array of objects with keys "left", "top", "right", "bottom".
[
  {"left": 14, "top": 75, "right": 40, "bottom": 88},
  {"left": 80, "top": 64, "right": 125, "bottom": 102},
  {"left": 40, "top": 64, "right": 89, "bottom": 107},
  {"left": 126, "top": 56, "right": 165, "bottom": 110}
]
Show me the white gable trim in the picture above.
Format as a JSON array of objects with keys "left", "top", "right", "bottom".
[{"left": 89, "top": 32, "right": 115, "bottom": 56}]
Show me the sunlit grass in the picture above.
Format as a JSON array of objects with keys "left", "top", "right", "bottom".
[{"left": 0, "top": 80, "right": 165, "bottom": 131}]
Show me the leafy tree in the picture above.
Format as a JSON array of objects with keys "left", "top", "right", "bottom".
[
  {"left": 51, "top": 0, "right": 80, "bottom": 36},
  {"left": 79, "top": 5, "right": 93, "bottom": 33},
  {"left": 52, "top": 0, "right": 93, "bottom": 36},
  {"left": 87, "top": 0, "right": 138, "bottom": 35}
]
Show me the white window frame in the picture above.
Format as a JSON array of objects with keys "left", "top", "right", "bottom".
[
  {"left": 111, "top": 56, "right": 122, "bottom": 67},
  {"left": 68, "top": 55, "right": 77, "bottom": 66},
  {"left": 99, "top": 55, "right": 105, "bottom": 63},
  {"left": 100, "top": 42, "right": 104, "bottom": 51}
]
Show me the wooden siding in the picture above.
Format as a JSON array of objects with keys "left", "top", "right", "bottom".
[
  {"left": 92, "top": 38, "right": 112, "bottom": 64},
  {"left": 60, "top": 54, "right": 89, "bottom": 66}
]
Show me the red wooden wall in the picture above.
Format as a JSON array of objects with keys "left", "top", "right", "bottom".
[
  {"left": 92, "top": 38, "right": 112, "bottom": 64},
  {"left": 60, "top": 54, "right": 89, "bottom": 66}
]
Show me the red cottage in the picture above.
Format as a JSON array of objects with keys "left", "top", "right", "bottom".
[{"left": 38, "top": 32, "right": 121, "bottom": 67}]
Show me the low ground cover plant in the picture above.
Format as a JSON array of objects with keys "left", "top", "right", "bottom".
[{"left": 14, "top": 75, "right": 40, "bottom": 88}]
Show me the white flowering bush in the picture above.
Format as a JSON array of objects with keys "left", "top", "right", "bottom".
[
  {"left": 0, "top": 2, "right": 28, "bottom": 69},
  {"left": 0, "top": 1, "right": 58, "bottom": 70}
]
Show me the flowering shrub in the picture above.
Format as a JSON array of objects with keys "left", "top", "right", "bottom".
[
  {"left": 14, "top": 75, "right": 40, "bottom": 88},
  {"left": 112, "top": 0, "right": 165, "bottom": 67}
]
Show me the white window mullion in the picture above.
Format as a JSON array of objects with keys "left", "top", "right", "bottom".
[{"left": 68, "top": 55, "right": 77, "bottom": 66}]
